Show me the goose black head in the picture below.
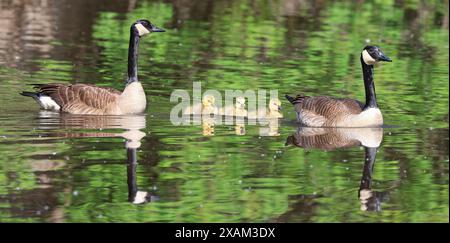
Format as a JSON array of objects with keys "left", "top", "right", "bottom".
[
  {"left": 133, "top": 19, "right": 165, "bottom": 37},
  {"left": 361, "top": 46, "right": 392, "bottom": 65}
]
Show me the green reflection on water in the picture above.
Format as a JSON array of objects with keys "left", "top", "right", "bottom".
[{"left": 0, "top": 0, "right": 448, "bottom": 222}]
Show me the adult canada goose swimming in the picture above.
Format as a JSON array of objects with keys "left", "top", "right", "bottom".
[
  {"left": 286, "top": 46, "right": 392, "bottom": 127},
  {"left": 20, "top": 19, "right": 165, "bottom": 115}
]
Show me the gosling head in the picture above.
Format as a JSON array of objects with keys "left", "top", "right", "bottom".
[
  {"left": 202, "top": 95, "right": 216, "bottom": 108},
  {"left": 361, "top": 46, "right": 392, "bottom": 66},
  {"left": 268, "top": 98, "right": 282, "bottom": 112},
  {"left": 133, "top": 19, "right": 165, "bottom": 37},
  {"left": 235, "top": 97, "right": 246, "bottom": 110}
]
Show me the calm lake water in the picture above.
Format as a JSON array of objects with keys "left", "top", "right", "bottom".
[{"left": 0, "top": 0, "right": 448, "bottom": 223}]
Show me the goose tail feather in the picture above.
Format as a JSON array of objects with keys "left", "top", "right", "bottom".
[
  {"left": 285, "top": 94, "right": 295, "bottom": 104},
  {"left": 285, "top": 94, "right": 307, "bottom": 105}
]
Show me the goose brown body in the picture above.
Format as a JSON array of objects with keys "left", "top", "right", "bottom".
[
  {"left": 31, "top": 82, "right": 145, "bottom": 115},
  {"left": 286, "top": 95, "right": 380, "bottom": 127},
  {"left": 20, "top": 19, "right": 164, "bottom": 115},
  {"left": 286, "top": 46, "right": 391, "bottom": 128}
]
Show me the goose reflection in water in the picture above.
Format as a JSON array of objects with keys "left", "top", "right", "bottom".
[
  {"left": 37, "top": 111, "right": 156, "bottom": 205},
  {"left": 285, "top": 127, "right": 389, "bottom": 212}
]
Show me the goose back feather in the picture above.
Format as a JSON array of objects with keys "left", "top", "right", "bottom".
[
  {"left": 33, "top": 83, "right": 122, "bottom": 115},
  {"left": 286, "top": 95, "right": 367, "bottom": 127}
]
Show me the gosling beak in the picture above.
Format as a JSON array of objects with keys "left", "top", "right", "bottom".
[
  {"left": 151, "top": 26, "right": 165, "bottom": 32},
  {"left": 278, "top": 106, "right": 282, "bottom": 111},
  {"left": 378, "top": 53, "right": 392, "bottom": 62}
]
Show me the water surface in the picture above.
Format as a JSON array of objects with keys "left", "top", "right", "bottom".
[{"left": 0, "top": 0, "right": 448, "bottom": 222}]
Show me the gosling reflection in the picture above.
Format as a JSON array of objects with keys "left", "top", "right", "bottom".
[
  {"left": 235, "top": 121, "right": 246, "bottom": 135},
  {"left": 286, "top": 127, "right": 388, "bottom": 212},
  {"left": 200, "top": 118, "right": 248, "bottom": 136},
  {"left": 202, "top": 116, "right": 215, "bottom": 136},
  {"left": 259, "top": 118, "right": 280, "bottom": 136},
  {"left": 37, "top": 111, "right": 154, "bottom": 204}
]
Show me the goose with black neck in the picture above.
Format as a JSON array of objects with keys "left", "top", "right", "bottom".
[
  {"left": 286, "top": 46, "right": 392, "bottom": 127},
  {"left": 20, "top": 19, "right": 165, "bottom": 115}
]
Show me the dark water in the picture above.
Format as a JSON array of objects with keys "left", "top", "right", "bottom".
[{"left": 0, "top": 0, "right": 448, "bottom": 222}]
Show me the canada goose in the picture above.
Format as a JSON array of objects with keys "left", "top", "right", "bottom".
[
  {"left": 184, "top": 94, "right": 218, "bottom": 116},
  {"left": 286, "top": 46, "right": 392, "bottom": 127},
  {"left": 219, "top": 97, "right": 247, "bottom": 117},
  {"left": 20, "top": 19, "right": 165, "bottom": 115},
  {"left": 249, "top": 98, "right": 283, "bottom": 119}
]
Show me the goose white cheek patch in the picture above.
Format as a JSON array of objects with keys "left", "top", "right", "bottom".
[
  {"left": 362, "top": 50, "right": 377, "bottom": 65},
  {"left": 135, "top": 23, "right": 150, "bottom": 36}
]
